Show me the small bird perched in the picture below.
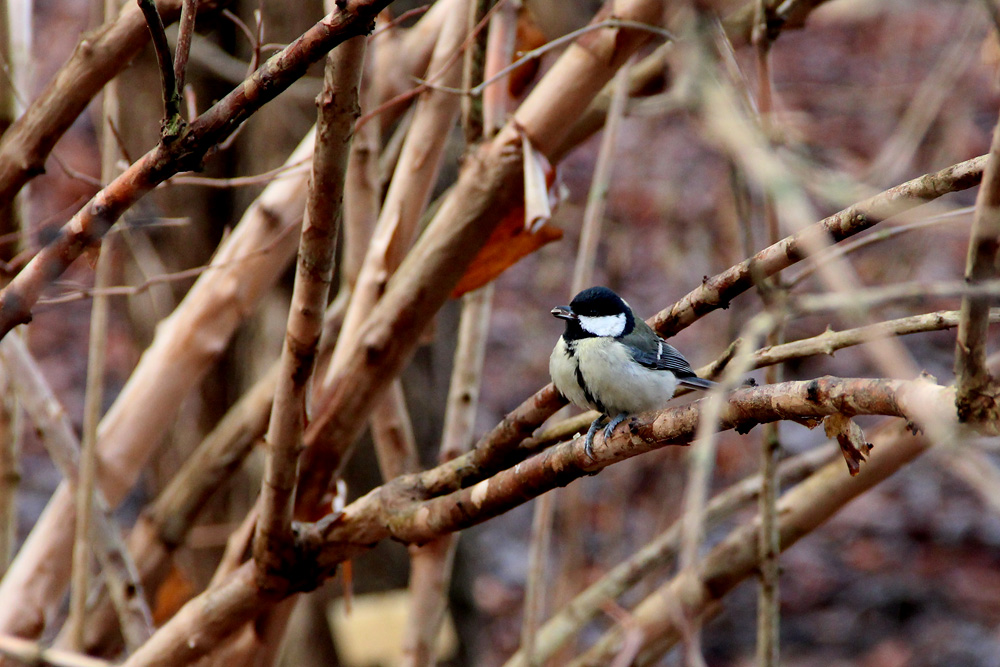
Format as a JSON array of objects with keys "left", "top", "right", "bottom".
[{"left": 549, "top": 286, "right": 715, "bottom": 459}]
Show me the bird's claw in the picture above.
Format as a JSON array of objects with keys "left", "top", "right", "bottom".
[
  {"left": 584, "top": 416, "right": 605, "bottom": 460},
  {"left": 583, "top": 413, "right": 628, "bottom": 460}
]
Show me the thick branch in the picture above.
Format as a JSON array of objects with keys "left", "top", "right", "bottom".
[{"left": 118, "top": 377, "right": 959, "bottom": 667}]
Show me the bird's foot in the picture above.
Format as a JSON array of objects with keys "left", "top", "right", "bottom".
[
  {"left": 584, "top": 416, "right": 607, "bottom": 460},
  {"left": 603, "top": 413, "right": 628, "bottom": 441}
]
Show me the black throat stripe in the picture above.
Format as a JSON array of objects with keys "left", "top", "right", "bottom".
[{"left": 574, "top": 361, "right": 607, "bottom": 415}]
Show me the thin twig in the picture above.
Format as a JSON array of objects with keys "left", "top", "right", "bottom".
[
  {"left": 788, "top": 207, "right": 974, "bottom": 288},
  {"left": 173, "top": 0, "right": 198, "bottom": 95},
  {"left": 39, "top": 221, "right": 299, "bottom": 307},
  {"left": 166, "top": 160, "right": 311, "bottom": 189},
  {"left": 66, "top": 240, "right": 114, "bottom": 649},
  {"left": 136, "top": 0, "right": 183, "bottom": 133},
  {"left": 955, "top": 25, "right": 1000, "bottom": 416},
  {"left": 795, "top": 279, "right": 1000, "bottom": 314}
]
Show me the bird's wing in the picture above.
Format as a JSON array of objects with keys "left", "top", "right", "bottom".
[{"left": 630, "top": 339, "right": 702, "bottom": 379}]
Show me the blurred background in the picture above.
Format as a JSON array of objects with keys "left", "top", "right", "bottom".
[{"left": 9, "top": 0, "right": 1000, "bottom": 665}]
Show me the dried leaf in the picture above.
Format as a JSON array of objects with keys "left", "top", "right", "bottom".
[
  {"left": 521, "top": 129, "right": 554, "bottom": 232},
  {"left": 152, "top": 564, "right": 196, "bottom": 625},
  {"left": 451, "top": 204, "right": 563, "bottom": 297},
  {"left": 824, "top": 413, "right": 873, "bottom": 476}
]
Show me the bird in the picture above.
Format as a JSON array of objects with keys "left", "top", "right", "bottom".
[{"left": 549, "top": 286, "right": 715, "bottom": 459}]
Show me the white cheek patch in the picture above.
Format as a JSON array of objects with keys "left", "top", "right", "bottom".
[{"left": 578, "top": 313, "right": 626, "bottom": 337}]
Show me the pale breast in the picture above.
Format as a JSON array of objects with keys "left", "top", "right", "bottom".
[
  {"left": 573, "top": 338, "right": 680, "bottom": 416},
  {"left": 549, "top": 338, "right": 595, "bottom": 411}
]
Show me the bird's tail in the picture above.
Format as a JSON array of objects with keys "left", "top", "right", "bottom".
[{"left": 679, "top": 376, "right": 715, "bottom": 390}]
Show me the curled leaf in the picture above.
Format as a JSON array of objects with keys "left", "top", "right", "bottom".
[{"left": 824, "top": 413, "right": 873, "bottom": 476}]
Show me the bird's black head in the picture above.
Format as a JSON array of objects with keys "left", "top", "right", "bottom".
[{"left": 551, "top": 286, "right": 635, "bottom": 340}]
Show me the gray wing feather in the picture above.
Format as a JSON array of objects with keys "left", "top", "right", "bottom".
[{"left": 630, "top": 340, "right": 715, "bottom": 389}]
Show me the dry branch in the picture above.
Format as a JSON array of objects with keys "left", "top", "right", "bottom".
[
  {"left": 0, "top": 0, "right": 396, "bottom": 339},
  {"left": 955, "top": 103, "right": 1000, "bottom": 418},
  {"left": 255, "top": 33, "right": 364, "bottom": 579},
  {"left": 120, "top": 377, "right": 958, "bottom": 667}
]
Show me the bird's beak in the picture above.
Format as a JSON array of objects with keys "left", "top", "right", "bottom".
[{"left": 551, "top": 305, "right": 577, "bottom": 320}]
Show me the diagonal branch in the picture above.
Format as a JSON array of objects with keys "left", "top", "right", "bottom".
[
  {"left": 0, "top": 0, "right": 396, "bottom": 341},
  {"left": 440, "top": 156, "right": 988, "bottom": 489},
  {"left": 120, "top": 376, "right": 962, "bottom": 667}
]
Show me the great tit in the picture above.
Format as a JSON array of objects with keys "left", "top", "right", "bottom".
[{"left": 549, "top": 286, "right": 715, "bottom": 459}]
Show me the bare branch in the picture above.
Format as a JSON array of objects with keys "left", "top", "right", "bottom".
[
  {"left": 955, "top": 96, "right": 1000, "bottom": 418},
  {"left": 173, "top": 0, "right": 198, "bottom": 95},
  {"left": 254, "top": 34, "right": 364, "bottom": 580},
  {"left": 135, "top": 0, "right": 182, "bottom": 132}
]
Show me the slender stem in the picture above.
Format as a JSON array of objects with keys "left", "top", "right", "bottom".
[
  {"left": 67, "top": 238, "right": 113, "bottom": 649},
  {"left": 955, "top": 55, "right": 1000, "bottom": 416},
  {"left": 173, "top": 0, "right": 198, "bottom": 96},
  {"left": 135, "top": 0, "right": 182, "bottom": 133}
]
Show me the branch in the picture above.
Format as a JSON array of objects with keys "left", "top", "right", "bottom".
[
  {"left": 422, "top": 157, "right": 988, "bottom": 499},
  {"left": 173, "top": 0, "right": 198, "bottom": 94},
  {"left": 254, "top": 34, "right": 364, "bottom": 580},
  {"left": 955, "top": 100, "right": 1000, "bottom": 418},
  {"left": 136, "top": 0, "right": 183, "bottom": 132},
  {"left": 118, "top": 377, "right": 961, "bottom": 667},
  {"left": 0, "top": 0, "right": 395, "bottom": 340}
]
